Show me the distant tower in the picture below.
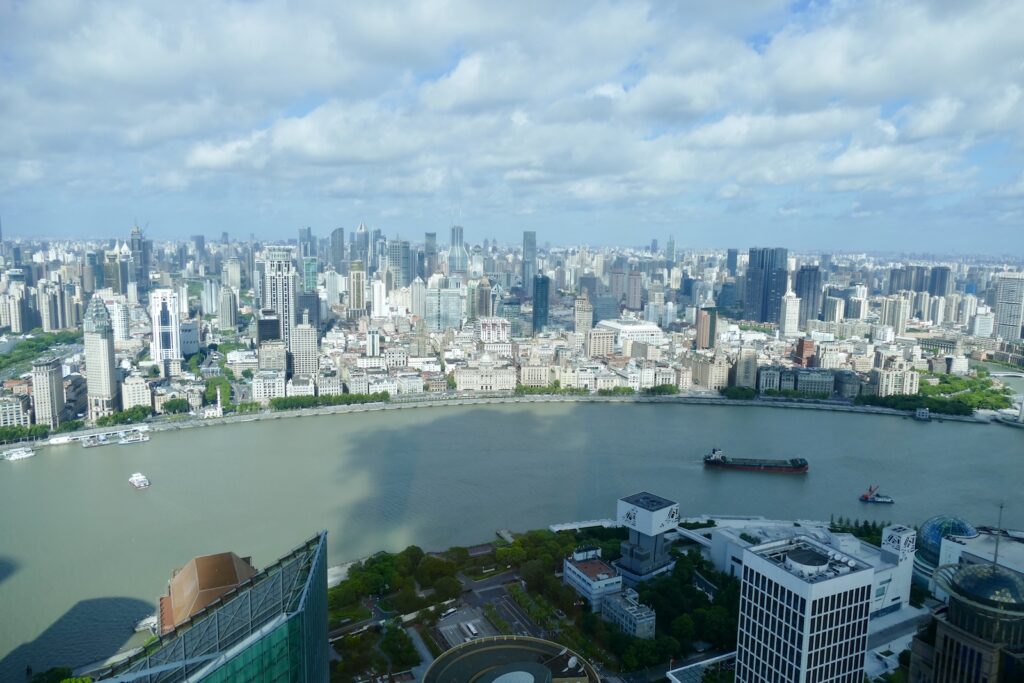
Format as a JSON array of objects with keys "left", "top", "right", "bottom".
[
  {"left": 532, "top": 274, "right": 550, "bottom": 333},
  {"left": 522, "top": 231, "right": 537, "bottom": 298},
  {"left": 780, "top": 289, "right": 801, "bottom": 337},
  {"left": 149, "top": 289, "right": 182, "bottom": 373},
  {"left": 329, "top": 227, "right": 345, "bottom": 271},
  {"left": 84, "top": 294, "right": 120, "bottom": 421},
  {"left": 263, "top": 247, "right": 299, "bottom": 348},
  {"left": 574, "top": 292, "right": 594, "bottom": 333},
  {"left": 447, "top": 225, "right": 469, "bottom": 275},
  {"left": 424, "top": 232, "right": 439, "bottom": 275},
  {"left": 291, "top": 310, "right": 319, "bottom": 376},
  {"left": 348, "top": 260, "right": 367, "bottom": 315}
]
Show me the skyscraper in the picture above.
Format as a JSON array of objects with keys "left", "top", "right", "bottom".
[
  {"left": 348, "top": 260, "right": 366, "bottom": 315},
  {"left": 574, "top": 292, "right": 594, "bottom": 332},
  {"left": 928, "top": 266, "right": 952, "bottom": 297},
  {"left": 626, "top": 270, "right": 643, "bottom": 310},
  {"left": 695, "top": 307, "right": 717, "bottom": 350},
  {"left": 522, "top": 231, "right": 537, "bottom": 298},
  {"left": 665, "top": 236, "right": 676, "bottom": 264},
  {"left": 532, "top": 274, "right": 550, "bottom": 333},
  {"left": 424, "top": 232, "right": 439, "bottom": 275},
  {"left": 149, "top": 289, "right": 182, "bottom": 368},
  {"left": 447, "top": 225, "right": 469, "bottom": 275},
  {"left": 291, "top": 310, "right": 319, "bottom": 377},
  {"left": 329, "top": 227, "right": 345, "bottom": 271},
  {"left": 993, "top": 272, "right": 1024, "bottom": 341},
  {"left": 794, "top": 265, "right": 823, "bottom": 329},
  {"left": 84, "top": 294, "right": 119, "bottom": 421},
  {"left": 780, "top": 290, "right": 801, "bottom": 337},
  {"left": 31, "top": 357, "right": 64, "bottom": 429},
  {"left": 351, "top": 223, "right": 370, "bottom": 266},
  {"left": 129, "top": 226, "right": 152, "bottom": 293},
  {"left": 218, "top": 287, "right": 238, "bottom": 331},
  {"left": 744, "top": 247, "right": 788, "bottom": 323},
  {"left": 297, "top": 226, "right": 315, "bottom": 258},
  {"left": 726, "top": 248, "right": 739, "bottom": 277},
  {"left": 386, "top": 239, "right": 413, "bottom": 289},
  {"left": 263, "top": 247, "right": 299, "bottom": 348},
  {"left": 735, "top": 537, "right": 872, "bottom": 682}
]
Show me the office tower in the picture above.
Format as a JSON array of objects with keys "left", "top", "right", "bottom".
[
  {"left": 371, "top": 278, "right": 387, "bottom": 318},
  {"left": 909, "top": 562, "right": 1024, "bottom": 682},
  {"left": 424, "top": 288, "right": 464, "bottom": 332},
  {"left": 348, "top": 260, "right": 366, "bottom": 314},
  {"left": 257, "top": 309, "right": 281, "bottom": 343},
  {"left": 522, "top": 231, "right": 537, "bottom": 298},
  {"left": 222, "top": 257, "right": 242, "bottom": 291},
  {"left": 794, "top": 265, "right": 823, "bottom": 329},
  {"left": 744, "top": 247, "right": 789, "bottom": 323},
  {"left": 129, "top": 226, "right": 152, "bottom": 292},
  {"left": 369, "top": 227, "right": 383, "bottom": 273},
  {"left": 889, "top": 267, "right": 912, "bottom": 294},
  {"left": 37, "top": 282, "right": 63, "bottom": 331},
  {"left": 822, "top": 295, "right": 845, "bottom": 323},
  {"left": 104, "top": 251, "right": 130, "bottom": 295},
  {"left": 297, "top": 226, "right": 315, "bottom": 258},
  {"left": 578, "top": 273, "right": 598, "bottom": 298},
  {"left": 993, "top": 272, "right": 1024, "bottom": 340},
  {"left": 447, "top": 225, "right": 469, "bottom": 275},
  {"left": 424, "top": 232, "right": 438, "bottom": 275},
  {"left": 574, "top": 292, "right": 594, "bottom": 332},
  {"left": 610, "top": 269, "right": 627, "bottom": 304},
  {"left": 410, "top": 277, "right": 426, "bottom": 319},
  {"left": 476, "top": 277, "right": 493, "bottom": 318},
  {"left": 329, "top": 227, "right": 345, "bottom": 271},
  {"left": 83, "top": 251, "right": 100, "bottom": 294},
  {"left": 31, "top": 357, "right": 65, "bottom": 429},
  {"left": 910, "top": 265, "right": 930, "bottom": 292},
  {"left": 928, "top": 266, "right": 952, "bottom": 297},
  {"left": 109, "top": 300, "right": 130, "bottom": 341},
  {"left": 780, "top": 290, "right": 801, "bottom": 337},
  {"left": 291, "top": 310, "right": 319, "bottom": 376},
  {"left": 84, "top": 295, "right": 119, "bottom": 421},
  {"left": 929, "top": 296, "right": 946, "bottom": 326},
  {"left": 263, "top": 247, "right": 299, "bottom": 348},
  {"left": 727, "top": 248, "right": 739, "bottom": 277},
  {"left": 366, "top": 327, "right": 381, "bottom": 357},
  {"left": 386, "top": 239, "right": 413, "bottom": 289},
  {"left": 201, "top": 278, "right": 220, "bottom": 316},
  {"left": 191, "top": 234, "right": 206, "bottom": 265},
  {"left": 149, "top": 289, "right": 182, "bottom": 367},
  {"left": 624, "top": 271, "right": 642, "bottom": 310},
  {"left": 614, "top": 492, "right": 679, "bottom": 586},
  {"left": 532, "top": 274, "right": 550, "bottom": 333},
  {"left": 351, "top": 223, "right": 370, "bottom": 266},
  {"left": 735, "top": 537, "right": 872, "bottom": 683},
  {"left": 298, "top": 256, "right": 317, "bottom": 293},
  {"left": 665, "top": 236, "right": 676, "bottom": 264},
  {"left": 734, "top": 347, "right": 759, "bottom": 388},
  {"left": 96, "top": 532, "right": 328, "bottom": 683},
  {"left": 881, "top": 295, "right": 911, "bottom": 335},
  {"left": 218, "top": 287, "right": 238, "bottom": 331}
]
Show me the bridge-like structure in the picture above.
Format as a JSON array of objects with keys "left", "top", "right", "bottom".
[{"left": 991, "top": 371, "right": 1024, "bottom": 379}]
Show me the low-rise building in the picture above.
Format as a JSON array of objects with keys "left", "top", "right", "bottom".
[
  {"left": 287, "top": 375, "right": 316, "bottom": 397},
  {"left": 252, "top": 370, "right": 286, "bottom": 405},
  {"left": 121, "top": 374, "right": 153, "bottom": 412},
  {"left": 601, "top": 588, "right": 656, "bottom": 640},
  {"left": 455, "top": 354, "right": 516, "bottom": 392},
  {"left": 0, "top": 394, "right": 32, "bottom": 427},
  {"left": 562, "top": 548, "right": 623, "bottom": 612}
]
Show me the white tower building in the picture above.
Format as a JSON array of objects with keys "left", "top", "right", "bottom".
[
  {"left": 31, "top": 357, "right": 65, "bottom": 429},
  {"left": 736, "top": 537, "right": 872, "bottom": 683},
  {"left": 262, "top": 247, "right": 299, "bottom": 349},
  {"left": 149, "top": 289, "right": 182, "bottom": 367},
  {"left": 993, "top": 272, "right": 1024, "bottom": 340},
  {"left": 291, "top": 310, "right": 319, "bottom": 376},
  {"left": 780, "top": 290, "right": 801, "bottom": 337}
]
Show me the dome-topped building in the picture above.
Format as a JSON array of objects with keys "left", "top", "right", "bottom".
[{"left": 914, "top": 515, "right": 980, "bottom": 583}]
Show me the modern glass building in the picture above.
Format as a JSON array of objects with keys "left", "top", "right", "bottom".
[{"left": 96, "top": 532, "right": 328, "bottom": 683}]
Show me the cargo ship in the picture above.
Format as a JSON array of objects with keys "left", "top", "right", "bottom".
[
  {"left": 859, "top": 484, "right": 894, "bottom": 504},
  {"left": 703, "top": 448, "right": 808, "bottom": 473}
]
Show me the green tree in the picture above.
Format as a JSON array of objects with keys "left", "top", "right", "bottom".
[
  {"left": 433, "top": 576, "right": 462, "bottom": 601},
  {"left": 162, "top": 398, "right": 190, "bottom": 414}
]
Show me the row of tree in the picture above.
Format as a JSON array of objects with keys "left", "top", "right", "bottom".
[{"left": 268, "top": 391, "right": 389, "bottom": 411}]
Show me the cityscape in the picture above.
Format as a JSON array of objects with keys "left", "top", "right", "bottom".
[{"left": 2, "top": 2, "right": 1024, "bottom": 683}]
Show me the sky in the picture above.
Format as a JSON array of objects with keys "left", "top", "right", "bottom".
[{"left": 1, "top": 0, "right": 1023, "bottom": 253}]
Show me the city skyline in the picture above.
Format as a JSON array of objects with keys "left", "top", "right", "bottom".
[{"left": 2, "top": 1, "right": 1023, "bottom": 252}]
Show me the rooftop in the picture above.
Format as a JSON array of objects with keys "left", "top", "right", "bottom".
[
  {"left": 424, "top": 636, "right": 599, "bottom": 683},
  {"left": 621, "top": 491, "right": 676, "bottom": 512},
  {"left": 571, "top": 558, "right": 618, "bottom": 581},
  {"left": 753, "top": 537, "right": 872, "bottom": 584}
]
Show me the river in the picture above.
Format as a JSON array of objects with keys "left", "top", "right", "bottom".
[{"left": 1, "top": 400, "right": 1022, "bottom": 676}]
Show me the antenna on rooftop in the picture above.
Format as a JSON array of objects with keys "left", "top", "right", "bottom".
[{"left": 993, "top": 502, "right": 1004, "bottom": 566}]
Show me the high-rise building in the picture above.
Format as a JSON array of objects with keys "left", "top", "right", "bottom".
[
  {"left": 909, "top": 562, "right": 1024, "bottom": 682},
  {"left": 263, "top": 247, "right": 299, "bottom": 348},
  {"left": 522, "top": 231, "right": 537, "bottom": 298},
  {"left": 780, "top": 290, "right": 801, "bottom": 337},
  {"left": 329, "top": 227, "right": 345, "bottom": 271},
  {"left": 665, "top": 236, "right": 676, "bottom": 264},
  {"left": 191, "top": 234, "right": 206, "bottom": 265},
  {"left": 348, "top": 260, "right": 366, "bottom": 315},
  {"left": 222, "top": 257, "right": 242, "bottom": 291},
  {"left": 410, "top": 277, "right": 426, "bottom": 319},
  {"left": 351, "top": 223, "right": 370, "bottom": 267},
  {"left": 96, "top": 532, "right": 329, "bottom": 683},
  {"left": 532, "top": 274, "right": 550, "bottom": 333},
  {"left": 794, "top": 266, "right": 822, "bottom": 329},
  {"left": 476, "top": 277, "right": 493, "bottom": 318},
  {"left": 424, "top": 232, "right": 438, "bottom": 276},
  {"left": 219, "top": 287, "right": 238, "bottom": 331},
  {"left": 31, "top": 357, "right": 64, "bottom": 429},
  {"left": 695, "top": 307, "right": 718, "bottom": 350},
  {"left": 424, "top": 287, "right": 463, "bottom": 332},
  {"left": 727, "top": 248, "right": 739, "bottom": 277},
  {"left": 744, "top": 247, "right": 789, "bottom": 323},
  {"left": 610, "top": 269, "right": 627, "bottom": 304},
  {"left": 928, "top": 266, "right": 953, "bottom": 297},
  {"left": 822, "top": 295, "right": 845, "bottom": 323},
  {"left": 84, "top": 295, "right": 119, "bottom": 421},
  {"left": 993, "top": 272, "right": 1024, "bottom": 341},
  {"left": 129, "top": 226, "right": 152, "bottom": 292},
  {"left": 297, "top": 226, "right": 315, "bottom": 258},
  {"left": 880, "top": 295, "right": 912, "bottom": 335},
  {"left": 574, "top": 293, "right": 594, "bottom": 333},
  {"left": 301, "top": 256, "right": 318, "bottom": 293},
  {"left": 447, "top": 225, "right": 469, "bottom": 275},
  {"left": 291, "top": 310, "right": 319, "bottom": 377},
  {"left": 386, "top": 239, "right": 413, "bottom": 289},
  {"left": 149, "top": 289, "right": 182, "bottom": 368},
  {"left": 735, "top": 537, "right": 872, "bottom": 683},
  {"left": 626, "top": 270, "right": 643, "bottom": 310}
]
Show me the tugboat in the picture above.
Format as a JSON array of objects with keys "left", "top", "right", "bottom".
[
  {"left": 859, "top": 484, "right": 894, "bottom": 504},
  {"left": 703, "top": 448, "right": 809, "bottom": 473},
  {"left": 129, "top": 472, "right": 151, "bottom": 489},
  {"left": 2, "top": 447, "right": 36, "bottom": 461}
]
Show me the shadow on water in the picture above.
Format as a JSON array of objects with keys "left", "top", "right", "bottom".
[
  {"left": 0, "top": 596, "right": 154, "bottom": 682},
  {"left": 0, "top": 557, "right": 17, "bottom": 587}
]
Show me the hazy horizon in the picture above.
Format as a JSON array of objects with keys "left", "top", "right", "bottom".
[{"left": 2, "top": 1, "right": 1023, "bottom": 253}]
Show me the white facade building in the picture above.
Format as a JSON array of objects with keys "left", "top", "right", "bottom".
[
  {"left": 149, "top": 289, "right": 182, "bottom": 366},
  {"left": 252, "top": 370, "right": 286, "bottom": 405},
  {"left": 563, "top": 548, "right": 623, "bottom": 611}
]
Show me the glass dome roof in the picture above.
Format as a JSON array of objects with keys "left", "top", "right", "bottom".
[
  {"left": 951, "top": 564, "right": 1024, "bottom": 612},
  {"left": 916, "top": 515, "right": 979, "bottom": 566}
]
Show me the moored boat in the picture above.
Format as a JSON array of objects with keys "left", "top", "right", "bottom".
[
  {"left": 2, "top": 447, "right": 36, "bottom": 461},
  {"left": 83, "top": 434, "right": 111, "bottom": 448},
  {"left": 703, "top": 448, "right": 808, "bottom": 473},
  {"left": 118, "top": 431, "right": 150, "bottom": 445},
  {"left": 129, "top": 472, "right": 150, "bottom": 489}
]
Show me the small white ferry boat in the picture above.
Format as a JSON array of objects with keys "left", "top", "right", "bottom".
[{"left": 129, "top": 472, "right": 150, "bottom": 489}]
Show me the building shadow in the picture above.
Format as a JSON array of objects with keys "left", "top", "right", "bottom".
[
  {"left": 0, "top": 557, "right": 17, "bottom": 587},
  {"left": 0, "top": 596, "right": 154, "bottom": 682}
]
